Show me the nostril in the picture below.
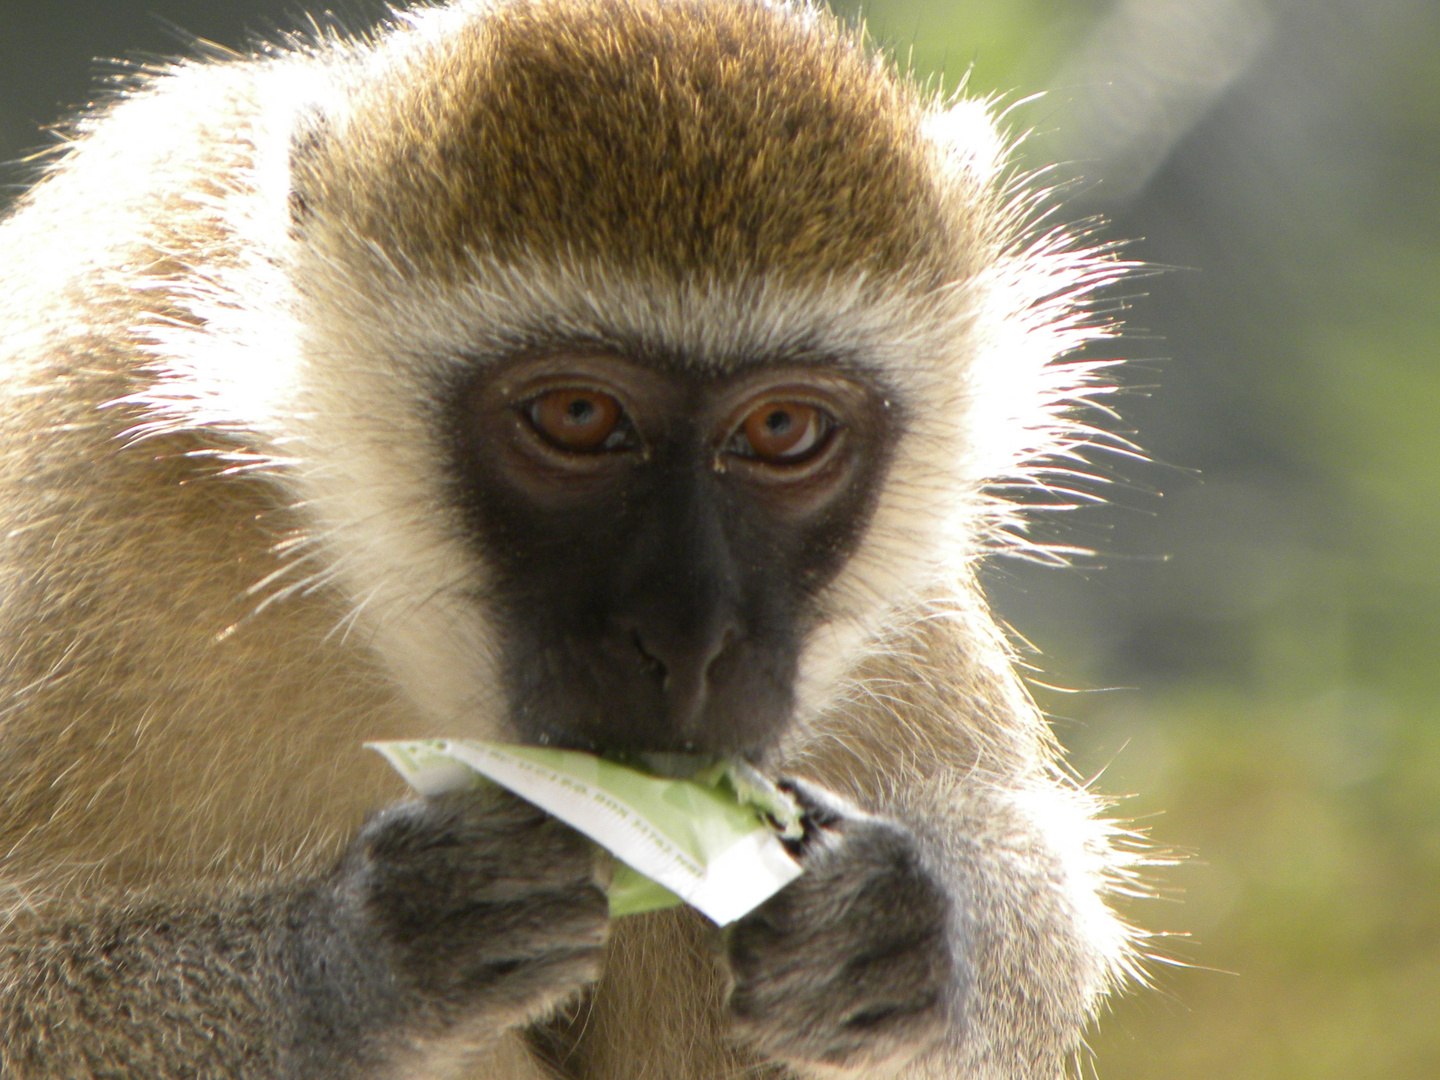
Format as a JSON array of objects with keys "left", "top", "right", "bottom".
[{"left": 631, "top": 628, "right": 667, "bottom": 684}]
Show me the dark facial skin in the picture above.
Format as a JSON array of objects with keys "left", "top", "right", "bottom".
[{"left": 446, "top": 350, "right": 896, "bottom": 759}]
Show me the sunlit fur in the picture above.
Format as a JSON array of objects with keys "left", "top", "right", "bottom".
[{"left": 0, "top": 1, "right": 1145, "bottom": 1078}]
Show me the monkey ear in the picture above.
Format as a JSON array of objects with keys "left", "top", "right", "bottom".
[
  {"left": 922, "top": 98, "right": 1008, "bottom": 187},
  {"left": 287, "top": 108, "right": 331, "bottom": 234}
]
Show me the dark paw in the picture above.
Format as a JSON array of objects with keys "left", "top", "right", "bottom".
[
  {"left": 726, "top": 780, "right": 958, "bottom": 1070},
  {"left": 344, "top": 789, "right": 609, "bottom": 1024}
]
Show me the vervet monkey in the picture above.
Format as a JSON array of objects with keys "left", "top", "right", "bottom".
[{"left": 0, "top": 1, "right": 1145, "bottom": 1078}]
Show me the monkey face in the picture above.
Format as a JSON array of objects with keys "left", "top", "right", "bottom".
[
  {"left": 446, "top": 350, "right": 896, "bottom": 757},
  {"left": 273, "top": 0, "right": 1055, "bottom": 759}
]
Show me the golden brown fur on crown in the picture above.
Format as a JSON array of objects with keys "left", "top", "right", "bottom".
[{"left": 296, "top": 0, "right": 980, "bottom": 285}]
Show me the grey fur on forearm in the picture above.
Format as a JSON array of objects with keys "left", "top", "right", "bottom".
[
  {"left": 1, "top": 889, "right": 305, "bottom": 1079},
  {"left": 0, "top": 791, "right": 607, "bottom": 1080}
]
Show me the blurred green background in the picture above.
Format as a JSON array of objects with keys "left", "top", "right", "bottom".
[{"left": 3, "top": 1, "right": 1437, "bottom": 1077}]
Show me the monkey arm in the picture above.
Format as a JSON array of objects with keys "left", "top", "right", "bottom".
[
  {"left": 1, "top": 887, "right": 328, "bottom": 1079},
  {"left": 717, "top": 772, "right": 1123, "bottom": 1080},
  {"left": 765, "top": 599, "right": 1136, "bottom": 1080},
  {"left": 0, "top": 791, "right": 608, "bottom": 1080},
  {"left": 889, "top": 774, "right": 1130, "bottom": 1080}
]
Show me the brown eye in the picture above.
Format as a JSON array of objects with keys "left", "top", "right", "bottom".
[
  {"left": 733, "top": 400, "right": 833, "bottom": 464},
  {"left": 525, "top": 388, "right": 631, "bottom": 452}
]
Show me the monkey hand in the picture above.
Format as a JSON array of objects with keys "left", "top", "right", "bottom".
[
  {"left": 332, "top": 789, "right": 609, "bottom": 1037},
  {"left": 724, "top": 780, "right": 958, "bottom": 1075}
]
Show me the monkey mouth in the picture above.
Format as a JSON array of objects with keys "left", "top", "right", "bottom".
[
  {"left": 507, "top": 706, "right": 789, "bottom": 764},
  {"left": 504, "top": 684, "right": 794, "bottom": 764}
]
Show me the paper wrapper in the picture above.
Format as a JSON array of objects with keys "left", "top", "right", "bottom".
[{"left": 369, "top": 739, "right": 803, "bottom": 926}]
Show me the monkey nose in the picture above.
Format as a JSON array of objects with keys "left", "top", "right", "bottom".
[{"left": 623, "top": 616, "right": 740, "bottom": 733}]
